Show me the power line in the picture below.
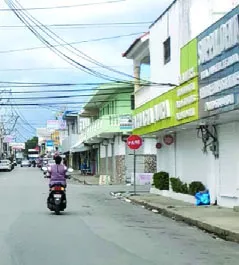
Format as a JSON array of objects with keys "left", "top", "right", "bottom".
[
  {"left": 1, "top": 92, "right": 131, "bottom": 100},
  {"left": 0, "top": 32, "right": 144, "bottom": 54},
  {"left": 5, "top": 0, "right": 125, "bottom": 83},
  {"left": 0, "top": 22, "right": 151, "bottom": 28},
  {"left": 0, "top": 81, "right": 128, "bottom": 86},
  {"left": 6, "top": 0, "right": 176, "bottom": 86},
  {"left": 0, "top": 0, "right": 125, "bottom": 11},
  {"left": 3, "top": 89, "right": 132, "bottom": 94},
  {"left": 0, "top": 81, "right": 139, "bottom": 89},
  {"left": 0, "top": 101, "right": 130, "bottom": 106},
  {"left": 0, "top": 65, "right": 132, "bottom": 72}
]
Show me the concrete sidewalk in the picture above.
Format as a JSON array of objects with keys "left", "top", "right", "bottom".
[
  {"left": 71, "top": 172, "right": 99, "bottom": 185},
  {"left": 123, "top": 193, "right": 239, "bottom": 243}
]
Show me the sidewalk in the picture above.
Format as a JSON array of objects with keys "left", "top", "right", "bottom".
[
  {"left": 122, "top": 193, "right": 239, "bottom": 243},
  {"left": 71, "top": 172, "right": 99, "bottom": 185}
]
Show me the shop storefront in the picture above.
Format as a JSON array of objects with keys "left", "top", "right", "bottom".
[{"left": 197, "top": 6, "right": 239, "bottom": 207}]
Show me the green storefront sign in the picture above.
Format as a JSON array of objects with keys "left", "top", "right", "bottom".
[
  {"left": 133, "top": 38, "right": 199, "bottom": 136},
  {"left": 175, "top": 38, "right": 199, "bottom": 126}
]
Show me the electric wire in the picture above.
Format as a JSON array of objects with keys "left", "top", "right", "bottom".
[
  {"left": 0, "top": 32, "right": 144, "bottom": 54},
  {"left": 5, "top": 0, "right": 125, "bottom": 83},
  {"left": 6, "top": 0, "right": 176, "bottom": 87},
  {"left": 0, "top": 0, "right": 125, "bottom": 11}
]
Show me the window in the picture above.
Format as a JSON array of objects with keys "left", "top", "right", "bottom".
[{"left": 163, "top": 37, "right": 171, "bottom": 64}]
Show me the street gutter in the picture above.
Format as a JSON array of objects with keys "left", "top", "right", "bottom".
[{"left": 127, "top": 196, "right": 239, "bottom": 244}]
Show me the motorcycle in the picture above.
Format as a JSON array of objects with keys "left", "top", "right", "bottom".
[
  {"left": 42, "top": 166, "right": 48, "bottom": 177},
  {"left": 46, "top": 168, "right": 73, "bottom": 215}
]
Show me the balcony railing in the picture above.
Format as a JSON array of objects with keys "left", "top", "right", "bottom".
[{"left": 80, "top": 114, "right": 132, "bottom": 142}]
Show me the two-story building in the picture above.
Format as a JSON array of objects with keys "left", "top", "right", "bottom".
[
  {"left": 61, "top": 110, "right": 90, "bottom": 168},
  {"left": 63, "top": 82, "right": 153, "bottom": 184},
  {"left": 123, "top": 0, "right": 238, "bottom": 207}
]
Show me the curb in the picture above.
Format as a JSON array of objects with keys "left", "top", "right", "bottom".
[
  {"left": 71, "top": 176, "right": 97, "bottom": 186},
  {"left": 128, "top": 197, "right": 239, "bottom": 244}
]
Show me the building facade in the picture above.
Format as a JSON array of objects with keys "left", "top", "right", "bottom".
[
  {"left": 62, "top": 82, "right": 154, "bottom": 184},
  {"left": 197, "top": 6, "right": 239, "bottom": 207},
  {"left": 124, "top": 0, "right": 239, "bottom": 207}
]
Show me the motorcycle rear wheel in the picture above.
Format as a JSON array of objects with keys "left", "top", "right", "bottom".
[{"left": 55, "top": 205, "right": 60, "bottom": 215}]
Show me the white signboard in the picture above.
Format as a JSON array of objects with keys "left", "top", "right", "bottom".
[
  {"left": 47, "top": 120, "right": 59, "bottom": 130},
  {"left": 130, "top": 173, "right": 153, "bottom": 185},
  {"left": 36, "top": 128, "right": 52, "bottom": 138},
  {"left": 9, "top": 142, "right": 25, "bottom": 150}
]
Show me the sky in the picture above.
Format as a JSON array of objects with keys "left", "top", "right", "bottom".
[{"left": 0, "top": 0, "right": 173, "bottom": 141}]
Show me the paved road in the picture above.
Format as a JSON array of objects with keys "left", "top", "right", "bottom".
[{"left": 0, "top": 167, "right": 238, "bottom": 265}]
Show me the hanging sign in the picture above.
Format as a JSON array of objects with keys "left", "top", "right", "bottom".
[{"left": 163, "top": 135, "right": 174, "bottom": 145}]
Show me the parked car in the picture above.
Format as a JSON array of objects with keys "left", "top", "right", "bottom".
[
  {"left": 21, "top": 160, "right": 31, "bottom": 167},
  {"left": 16, "top": 158, "right": 22, "bottom": 165},
  {"left": 0, "top": 160, "right": 12, "bottom": 171}
]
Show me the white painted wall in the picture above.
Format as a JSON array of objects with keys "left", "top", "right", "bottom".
[
  {"left": 143, "top": 138, "right": 157, "bottom": 155},
  {"left": 175, "top": 129, "right": 211, "bottom": 187},
  {"left": 154, "top": 121, "right": 239, "bottom": 208},
  {"left": 157, "top": 129, "right": 218, "bottom": 203},
  {"left": 100, "top": 136, "right": 127, "bottom": 158},
  {"left": 100, "top": 144, "right": 106, "bottom": 158},
  {"left": 157, "top": 140, "right": 176, "bottom": 178},
  {"left": 114, "top": 136, "right": 126, "bottom": 156},
  {"left": 150, "top": 1, "right": 180, "bottom": 89},
  {"left": 108, "top": 144, "right": 112, "bottom": 157}
]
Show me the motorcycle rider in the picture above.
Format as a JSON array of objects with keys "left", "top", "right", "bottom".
[
  {"left": 53, "top": 147, "right": 60, "bottom": 160},
  {"left": 47, "top": 155, "right": 67, "bottom": 187},
  {"left": 47, "top": 155, "right": 67, "bottom": 206}
]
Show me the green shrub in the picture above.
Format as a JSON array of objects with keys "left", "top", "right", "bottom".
[
  {"left": 170, "top": 177, "right": 189, "bottom": 194},
  {"left": 189, "top": 181, "right": 206, "bottom": 196},
  {"left": 153, "top": 171, "right": 169, "bottom": 190}
]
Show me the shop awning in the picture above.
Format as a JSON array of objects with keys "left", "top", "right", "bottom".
[{"left": 71, "top": 143, "right": 90, "bottom": 153}]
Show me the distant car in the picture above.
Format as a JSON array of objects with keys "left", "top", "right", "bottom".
[
  {"left": 0, "top": 160, "right": 12, "bottom": 171},
  {"left": 21, "top": 160, "right": 31, "bottom": 167}
]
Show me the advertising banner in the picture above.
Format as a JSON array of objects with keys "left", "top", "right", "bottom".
[
  {"left": 3, "top": 135, "right": 14, "bottom": 143},
  {"left": 47, "top": 120, "right": 59, "bottom": 130},
  {"left": 46, "top": 140, "right": 54, "bottom": 147},
  {"left": 36, "top": 128, "right": 52, "bottom": 138},
  {"left": 9, "top": 142, "right": 25, "bottom": 150},
  {"left": 197, "top": 7, "right": 239, "bottom": 118},
  {"left": 175, "top": 37, "right": 199, "bottom": 125},
  {"left": 120, "top": 115, "right": 133, "bottom": 130}
]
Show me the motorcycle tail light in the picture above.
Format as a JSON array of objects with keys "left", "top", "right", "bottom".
[{"left": 51, "top": 186, "right": 62, "bottom": 191}]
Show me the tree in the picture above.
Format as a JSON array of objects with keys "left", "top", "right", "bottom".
[{"left": 24, "top": 136, "right": 38, "bottom": 154}]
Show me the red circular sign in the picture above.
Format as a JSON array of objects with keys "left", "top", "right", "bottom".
[
  {"left": 156, "top": 143, "right": 162, "bottom": 149},
  {"left": 127, "top": 135, "right": 143, "bottom": 150},
  {"left": 163, "top": 135, "right": 174, "bottom": 145}
]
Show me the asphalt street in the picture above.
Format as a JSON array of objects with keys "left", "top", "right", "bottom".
[{"left": 0, "top": 167, "right": 238, "bottom": 265}]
